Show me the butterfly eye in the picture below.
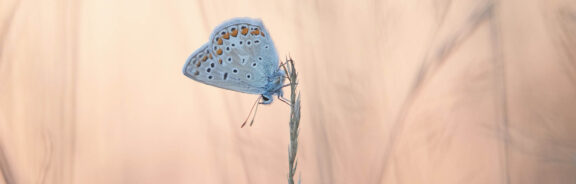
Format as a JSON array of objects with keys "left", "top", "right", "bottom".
[
  {"left": 246, "top": 73, "right": 251, "bottom": 79},
  {"left": 239, "top": 41, "right": 243, "bottom": 45},
  {"left": 223, "top": 73, "right": 228, "bottom": 80},
  {"left": 221, "top": 31, "right": 226, "bottom": 35},
  {"left": 247, "top": 41, "right": 251, "bottom": 45},
  {"left": 254, "top": 40, "right": 260, "bottom": 44},
  {"left": 232, "top": 68, "right": 238, "bottom": 73},
  {"left": 258, "top": 57, "right": 262, "bottom": 61},
  {"left": 252, "top": 62, "right": 257, "bottom": 67},
  {"left": 210, "top": 63, "right": 215, "bottom": 68},
  {"left": 226, "top": 47, "right": 230, "bottom": 51},
  {"left": 231, "top": 43, "right": 235, "bottom": 47},
  {"left": 227, "top": 57, "right": 232, "bottom": 63},
  {"left": 265, "top": 45, "right": 269, "bottom": 49},
  {"left": 208, "top": 75, "right": 213, "bottom": 79},
  {"left": 206, "top": 68, "right": 211, "bottom": 72}
]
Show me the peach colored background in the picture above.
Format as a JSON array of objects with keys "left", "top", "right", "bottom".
[{"left": 1, "top": 0, "right": 576, "bottom": 183}]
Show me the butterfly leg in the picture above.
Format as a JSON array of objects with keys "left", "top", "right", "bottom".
[
  {"left": 279, "top": 59, "right": 289, "bottom": 68},
  {"left": 278, "top": 95, "right": 291, "bottom": 106},
  {"left": 280, "top": 58, "right": 293, "bottom": 84},
  {"left": 281, "top": 83, "right": 298, "bottom": 89},
  {"left": 278, "top": 57, "right": 295, "bottom": 106}
]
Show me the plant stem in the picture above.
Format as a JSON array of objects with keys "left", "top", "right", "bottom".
[{"left": 285, "top": 58, "right": 301, "bottom": 184}]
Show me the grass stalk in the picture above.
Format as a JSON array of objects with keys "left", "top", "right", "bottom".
[{"left": 284, "top": 57, "right": 301, "bottom": 184}]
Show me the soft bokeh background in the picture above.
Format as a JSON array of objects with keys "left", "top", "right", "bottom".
[{"left": 1, "top": 0, "right": 576, "bottom": 183}]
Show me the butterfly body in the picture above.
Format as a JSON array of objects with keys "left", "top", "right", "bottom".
[{"left": 183, "top": 18, "right": 284, "bottom": 104}]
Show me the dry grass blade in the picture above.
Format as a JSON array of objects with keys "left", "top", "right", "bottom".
[{"left": 285, "top": 57, "right": 301, "bottom": 184}]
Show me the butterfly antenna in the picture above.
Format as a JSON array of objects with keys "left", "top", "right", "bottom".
[
  {"left": 249, "top": 100, "right": 261, "bottom": 127},
  {"left": 241, "top": 96, "right": 262, "bottom": 128}
]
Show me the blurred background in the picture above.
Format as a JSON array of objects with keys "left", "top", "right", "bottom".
[{"left": 1, "top": 0, "right": 576, "bottom": 183}]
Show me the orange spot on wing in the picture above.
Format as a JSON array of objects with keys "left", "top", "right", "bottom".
[
  {"left": 251, "top": 30, "right": 260, "bottom": 35},
  {"left": 209, "top": 54, "right": 213, "bottom": 59},
  {"left": 231, "top": 29, "right": 238, "bottom": 37},
  {"left": 222, "top": 32, "right": 230, "bottom": 39},
  {"left": 261, "top": 32, "right": 265, "bottom": 37},
  {"left": 218, "top": 59, "right": 223, "bottom": 64},
  {"left": 196, "top": 61, "right": 201, "bottom": 67},
  {"left": 217, "top": 38, "right": 223, "bottom": 45},
  {"left": 216, "top": 49, "right": 223, "bottom": 55},
  {"left": 194, "top": 71, "right": 199, "bottom": 76},
  {"left": 241, "top": 28, "right": 249, "bottom": 35},
  {"left": 202, "top": 55, "right": 208, "bottom": 61}
]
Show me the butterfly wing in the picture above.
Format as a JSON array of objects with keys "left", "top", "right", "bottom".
[{"left": 183, "top": 18, "right": 280, "bottom": 95}]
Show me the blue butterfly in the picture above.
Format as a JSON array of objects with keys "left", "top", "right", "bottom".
[{"left": 183, "top": 18, "right": 289, "bottom": 126}]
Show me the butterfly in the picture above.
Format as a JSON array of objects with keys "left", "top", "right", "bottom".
[{"left": 182, "top": 18, "right": 288, "bottom": 127}]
